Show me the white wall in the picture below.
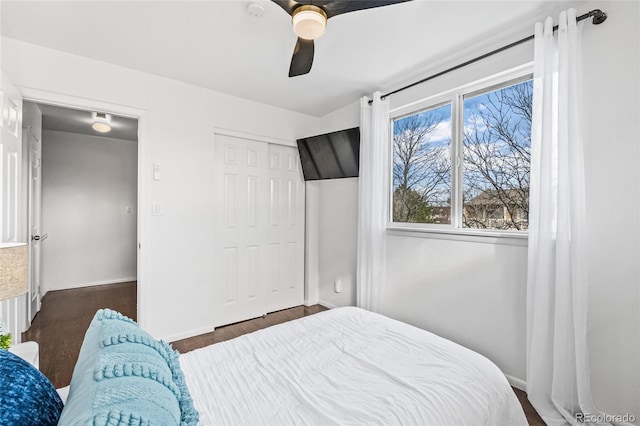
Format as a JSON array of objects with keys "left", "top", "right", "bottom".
[
  {"left": 2, "top": 37, "right": 319, "bottom": 340},
  {"left": 314, "top": 1, "right": 640, "bottom": 420},
  {"left": 309, "top": 101, "right": 361, "bottom": 308},
  {"left": 41, "top": 130, "right": 137, "bottom": 292},
  {"left": 383, "top": 235, "right": 528, "bottom": 381},
  {"left": 315, "top": 177, "right": 359, "bottom": 308}
]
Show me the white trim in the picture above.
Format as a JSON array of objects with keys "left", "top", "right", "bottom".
[
  {"left": 452, "top": 94, "right": 463, "bottom": 229},
  {"left": 505, "top": 374, "right": 527, "bottom": 391},
  {"left": 161, "top": 324, "right": 216, "bottom": 344},
  {"left": 389, "top": 62, "right": 534, "bottom": 118},
  {"left": 44, "top": 278, "right": 137, "bottom": 294},
  {"left": 303, "top": 295, "right": 320, "bottom": 307},
  {"left": 214, "top": 127, "right": 297, "bottom": 148},
  {"left": 318, "top": 299, "right": 340, "bottom": 309},
  {"left": 21, "top": 87, "right": 144, "bottom": 118},
  {"left": 136, "top": 112, "right": 149, "bottom": 331},
  {"left": 17, "top": 87, "right": 148, "bottom": 330},
  {"left": 83, "top": 277, "right": 137, "bottom": 286},
  {"left": 389, "top": 95, "right": 453, "bottom": 121},
  {"left": 303, "top": 184, "right": 320, "bottom": 307},
  {"left": 387, "top": 226, "right": 528, "bottom": 247}
]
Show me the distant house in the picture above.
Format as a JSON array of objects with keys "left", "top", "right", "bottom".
[
  {"left": 429, "top": 206, "right": 451, "bottom": 224},
  {"left": 464, "top": 189, "right": 529, "bottom": 230}
]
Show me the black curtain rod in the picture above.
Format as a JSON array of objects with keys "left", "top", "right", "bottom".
[{"left": 369, "top": 8, "right": 607, "bottom": 105}]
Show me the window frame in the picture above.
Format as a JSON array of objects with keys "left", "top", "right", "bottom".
[{"left": 387, "top": 63, "right": 533, "bottom": 241}]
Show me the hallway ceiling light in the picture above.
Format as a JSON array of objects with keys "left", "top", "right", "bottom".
[{"left": 91, "top": 112, "right": 112, "bottom": 133}]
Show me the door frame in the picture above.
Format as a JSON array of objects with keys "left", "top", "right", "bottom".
[{"left": 20, "top": 88, "right": 149, "bottom": 329}]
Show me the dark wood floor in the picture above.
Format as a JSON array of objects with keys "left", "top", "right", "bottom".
[
  {"left": 22, "top": 281, "right": 137, "bottom": 388},
  {"left": 171, "top": 304, "right": 328, "bottom": 353},
  {"left": 514, "top": 388, "right": 545, "bottom": 425},
  {"left": 23, "top": 283, "right": 544, "bottom": 425}
]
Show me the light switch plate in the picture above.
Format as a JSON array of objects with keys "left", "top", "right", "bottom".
[
  {"left": 153, "top": 162, "right": 161, "bottom": 181},
  {"left": 152, "top": 203, "right": 162, "bottom": 216}
]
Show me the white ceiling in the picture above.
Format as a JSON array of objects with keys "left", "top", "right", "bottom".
[
  {"left": 37, "top": 103, "right": 138, "bottom": 141},
  {"left": 2, "top": 1, "right": 582, "bottom": 117}
]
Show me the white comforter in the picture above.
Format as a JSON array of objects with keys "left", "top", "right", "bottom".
[{"left": 179, "top": 307, "right": 527, "bottom": 425}]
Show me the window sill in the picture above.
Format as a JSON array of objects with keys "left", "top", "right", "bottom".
[{"left": 386, "top": 225, "right": 528, "bottom": 246}]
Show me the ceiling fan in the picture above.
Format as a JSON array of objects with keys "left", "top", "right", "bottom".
[{"left": 271, "top": 0, "right": 413, "bottom": 77}]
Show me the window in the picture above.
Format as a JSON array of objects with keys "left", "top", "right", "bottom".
[
  {"left": 392, "top": 103, "right": 452, "bottom": 224},
  {"left": 391, "top": 73, "right": 533, "bottom": 233}
]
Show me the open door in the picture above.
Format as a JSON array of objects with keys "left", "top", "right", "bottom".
[{"left": 26, "top": 125, "right": 43, "bottom": 320}]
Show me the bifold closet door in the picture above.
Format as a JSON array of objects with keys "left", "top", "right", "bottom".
[
  {"left": 264, "top": 143, "right": 305, "bottom": 314},
  {"left": 213, "top": 134, "right": 304, "bottom": 327}
]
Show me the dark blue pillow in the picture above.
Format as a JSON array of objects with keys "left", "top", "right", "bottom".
[{"left": 0, "top": 348, "right": 63, "bottom": 426}]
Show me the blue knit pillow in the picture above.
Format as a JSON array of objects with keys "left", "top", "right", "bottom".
[
  {"left": 58, "top": 309, "right": 199, "bottom": 425},
  {"left": 0, "top": 348, "right": 63, "bottom": 426}
]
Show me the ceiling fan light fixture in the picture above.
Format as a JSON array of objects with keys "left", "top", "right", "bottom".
[
  {"left": 91, "top": 112, "right": 112, "bottom": 133},
  {"left": 292, "top": 5, "right": 327, "bottom": 40}
]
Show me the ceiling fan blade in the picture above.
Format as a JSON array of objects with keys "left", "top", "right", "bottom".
[
  {"left": 271, "top": 0, "right": 300, "bottom": 15},
  {"left": 320, "top": 0, "right": 412, "bottom": 18},
  {"left": 289, "top": 37, "right": 314, "bottom": 77}
]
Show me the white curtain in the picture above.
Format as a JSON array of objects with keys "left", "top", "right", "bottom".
[
  {"left": 527, "top": 9, "right": 602, "bottom": 426},
  {"left": 357, "top": 92, "right": 390, "bottom": 312}
]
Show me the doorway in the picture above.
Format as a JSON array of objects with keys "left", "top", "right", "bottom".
[{"left": 23, "top": 101, "right": 139, "bottom": 321}]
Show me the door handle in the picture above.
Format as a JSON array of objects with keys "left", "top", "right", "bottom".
[{"left": 32, "top": 234, "right": 48, "bottom": 241}]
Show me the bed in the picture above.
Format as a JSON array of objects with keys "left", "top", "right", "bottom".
[
  {"left": 3, "top": 307, "right": 527, "bottom": 425},
  {"left": 180, "top": 307, "right": 527, "bottom": 425}
]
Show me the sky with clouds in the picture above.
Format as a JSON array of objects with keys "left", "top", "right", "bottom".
[{"left": 392, "top": 79, "right": 533, "bottom": 205}]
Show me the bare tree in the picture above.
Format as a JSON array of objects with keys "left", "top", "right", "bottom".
[
  {"left": 463, "top": 81, "right": 532, "bottom": 230},
  {"left": 393, "top": 112, "right": 450, "bottom": 223}
]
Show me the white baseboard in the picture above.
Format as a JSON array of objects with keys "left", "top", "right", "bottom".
[
  {"left": 303, "top": 297, "right": 319, "bottom": 307},
  {"left": 505, "top": 374, "right": 526, "bottom": 391},
  {"left": 318, "top": 299, "right": 339, "bottom": 309},
  {"left": 161, "top": 324, "right": 217, "bottom": 344},
  {"left": 44, "top": 277, "right": 137, "bottom": 294}
]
